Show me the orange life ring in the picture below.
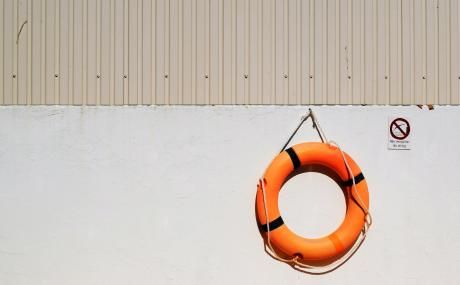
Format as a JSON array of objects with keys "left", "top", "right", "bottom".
[{"left": 256, "top": 142, "right": 369, "bottom": 265}]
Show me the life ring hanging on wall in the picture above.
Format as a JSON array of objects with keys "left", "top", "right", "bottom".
[{"left": 255, "top": 109, "right": 371, "bottom": 273}]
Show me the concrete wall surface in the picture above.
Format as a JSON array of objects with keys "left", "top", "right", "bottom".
[{"left": 0, "top": 106, "right": 459, "bottom": 284}]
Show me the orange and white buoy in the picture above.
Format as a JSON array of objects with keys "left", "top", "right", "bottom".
[{"left": 255, "top": 110, "right": 371, "bottom": 273}]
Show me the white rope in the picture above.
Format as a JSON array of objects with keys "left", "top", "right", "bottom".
[
  {"left": 328, "top": 140, "right": 373, "bottom": 228},
  {"left": 259, "top": 178, "right": 298, "bottom": 264},
  {"left": 259, "top": 110, "right": 372, "bottom": 274}
]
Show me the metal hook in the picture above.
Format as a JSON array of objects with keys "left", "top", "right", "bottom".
[{"left": 279, "top": 108, "right": 327, "bottom": 153}]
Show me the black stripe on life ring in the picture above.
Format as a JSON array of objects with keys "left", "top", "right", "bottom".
[
  {"left": 259, "top": 216, "right": 284, "bottom": 232},
  {"left": 285, "top": 148, "right": 301, "bottom": 169},
  {"left": 341, "top": 172, "right": 365, "bottom": 187}
]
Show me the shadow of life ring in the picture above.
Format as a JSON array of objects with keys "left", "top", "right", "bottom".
[{"left": 256, "top": 142, "right": 370, "bottom": 267}]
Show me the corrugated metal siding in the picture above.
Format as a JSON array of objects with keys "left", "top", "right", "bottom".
[{"left": 0, "top": 0, "right": 459, "bottom": 105}]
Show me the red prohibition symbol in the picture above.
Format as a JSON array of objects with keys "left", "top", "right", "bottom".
[{"left": 390, "top": 118, "right": 410, "bottom": 140}]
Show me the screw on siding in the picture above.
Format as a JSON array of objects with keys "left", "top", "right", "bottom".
[
  {"left": 12, "top": 74, "right": 16, "bottom": 79},
  {"left": 244, "top": 74, "right": 248, "bottom": 79},
  {"left": 205, "top": 74, "right": 209, "bottom": 79},
  {"left": 54, "top": 74, "right": 59, "bottom": 78},
  {"left": 348, "top": 75, "right": 351, "bottom": 79},
  {"left": 97, "top": 74, "right": 100, "bottom": 79},
  {"left": 283, "top": 74, "right": 288, "bottom": 79},
  {"left": 123, "top": 75, "right": 127, "bottom": 78},
  {"left": 309, "top": 75, "right": 313, "bottom": 79},
  {"left": 385, "top": 76, "right": 388, "bottom": 79},
  {"left": 164, "top": 74, "right": 168, "bottom": 79},
  {"left": 422, "top": 76, "right": 426, "bottom": 80}
]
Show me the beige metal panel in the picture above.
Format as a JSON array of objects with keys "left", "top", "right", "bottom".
[
  {"left": 327, "top": 0, "right": 338, "bottom": 104},
  {"left": 82, "top": 0, "right": 89, "bottom": 105},
  {"left": 376, "top": 0, "right": 389, "bottom": 104},
  {"left": 155, "top": 0, "right": 167, "bottom": 104},
  {"left": 209, "top": 0, "right": 220, "bottom": 104},
  {"left": 100, "top": 0, "right": 111, "bottom": 105},
  {"left": 12, "top": 0, "right": 17, "bottom": 105},
  {"left": 196, "top": 0, "right": 208, "bottom": 104},
  {"left": 274, "top": 0, "right": 284, "bottom": 104},
  {"left": 438, "top": 0, "right": 450, "bottom": 104},
  {"left": 453, "top": 0, "right": 460, "bottom": 104},
  {"left": 17, "top": 0, "right": 28, "bottom": 104},
  {"left": 2, "top": 0, "right": 460, "bottom": 105},
  {"left": 426, "top": 0, "right": 438, "bottom": 104},
  {"left": 401, "top": 0, "right": 413, "bottom": 105},
  {"left": 389, "top": 0, "right": 402, "bottom": 104},
  {"left": 326, "top": 0, "right": 340, "bottom": 104},
  {"left": 113, "top": 0, "right": 124, "bottom": 105},
  {"left": 95, "top": 0, "right": 101, "bottom": 105},
  {"left": 339, "top": 0, "right": 349, "bottom": 104},
  {"left": 250, "top": 0, "right": 263, "bottom": 104},
  {"left": 222, "top": 0, "right": 234, "bottom": 104},
  {"left": 127, "top": 0, "right": 137, "bottom": 104},
  {"left": 282, "top": 0, "right": 289, "bottom": 103},
  {"left": 26, "top": 0, "right": 32, "bottom": 104},
  {"left": 150, "top": 0, "right": 156, "bottom": 104},
  {"left": 3, "top": 0, "right": 14, "bottom": 104},
  {"left": 53, "top": 0, "right": 59, "bottom": 104},
  {"left": 182, "top": 0, "right": 194, "bottom": 104},
  {"left": 68, "top": 0, "right": 74, "bottom": 104},
  {"left": 321, "top": 0, "right": 330, "bottom": 104},
  {"left": 243, "top": 0, "right": 250, "bottom": 104},
  {"left": 136, "top": 0, "right": 142, "bottom": 104},
  {"left": 140, "top": 0, "right": 152, "bottom": 105},
  {"left": 311, "top": 0, "right": 327, "bottom": 104},
  {"left": 0, "top": 0, "right": 3, "bottom": 104},
  {"left": 168, "top": 0, "right": 180, "bottom": 104},
  {"left": 39, "top": 0, "right": 46, "bottom": 104},
  {"left": 343, "top": 0, "right": 354, "bottom": 104},
  {"left": 352, "top": 0, "right": 363, "bottom": 104},
  {"left": 288, "top": 0, "right": 298, "bottom": 104},
  {"left": 300, "top": 0, "right": 310, "bottom": 104},
  {"left": 163, "top": 0, "right": 170, "bottom": 104},
  {"left": 59, "top": 0, "right": 69, "bottom": 104},
  {"left": 87, "top": 0, "right": 97, "bottom": 105},
  {"left": 235, "top": 0, "right": 245, "bottom": 104},
  {"left": 30, "top": 0, "right": 41, "bottom": 104},
  {"left": 44, "top": 0, "right": 56, "bottom": 104},
  {"left": 308, "top": 0, "right": 315, "bottom": 103},
  {"left": 74, "top": 0, "right": 85, "bottom": 105},
  {"left": 122, "top": 0, "right": 128, "bottom": 104},
  {"left": 363, "top": 0, "right": 373, "bottom": 104},
  {"left": 261, "top": 0, "right": 273, "bottom": 103},
  {"left": 414, "top": 0, "right": 426, "bottom": 104},
  {"left": 457, "top": 0, "right": 460, "bottom": 103},
  {"left": 108, "top": 0, "right": 114, "bottom": 104}
]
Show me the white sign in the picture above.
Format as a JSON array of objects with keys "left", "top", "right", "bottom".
[{"left": 388, "top": 117, "right": 411, "bottom": 150}]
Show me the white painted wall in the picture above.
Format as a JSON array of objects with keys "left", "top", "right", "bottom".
[{"left": 0, "top": 106, "right": 459, "bottom": 284}]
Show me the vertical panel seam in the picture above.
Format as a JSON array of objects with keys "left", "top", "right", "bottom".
[{"left": 55, "top": 0, "right": 60, "bottom": 104}]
